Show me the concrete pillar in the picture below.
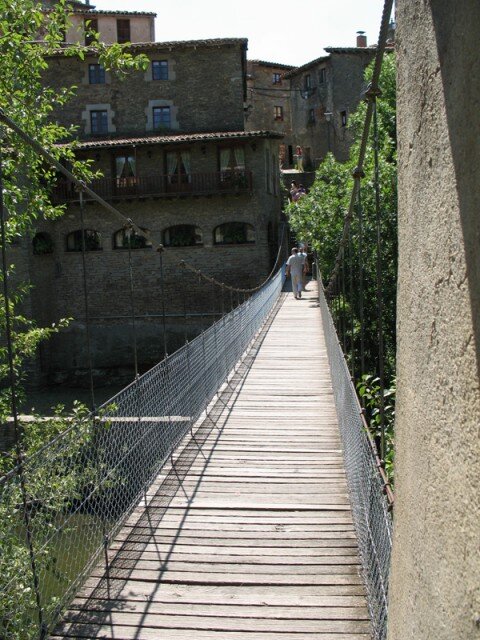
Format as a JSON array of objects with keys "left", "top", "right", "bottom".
[{"left": 389, "top": 2, "right": 480, "bottom": 638}]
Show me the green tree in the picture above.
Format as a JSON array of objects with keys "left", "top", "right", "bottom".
[
  {"left": 0, "top": 2, "right": 147, "bottom": 636},
  {"left": 287, "top": 54, "right": 397, "bottom": 475},
  {"left": 0, "top": 0, "right": 148, "bottom": 423},
  {"left": 287, "top": 53, "right": 397, "bottom": 384}
]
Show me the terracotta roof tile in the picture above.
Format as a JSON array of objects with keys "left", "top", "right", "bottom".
[
  {"left": 71, "top": 8, "right": 156, "bottom": 16},
  {"left": 283, "top": 55, "right": 330, "bottom": 79},
  {"left": 248, "top": 60, "right": 295, "bottom": 70},
  {"left": 47, "top": 38, "right": 248, "bottom": 56},
  {"left": 65, "top": 130, "right": 284, "bottom": 150}
]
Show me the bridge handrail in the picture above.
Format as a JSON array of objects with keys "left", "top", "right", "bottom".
[
  {"left": 316, "top": 269, "right": 393, "bottom": 640},
  {"left": 0, "top": 269, "right": 284, "bottom": 640}
]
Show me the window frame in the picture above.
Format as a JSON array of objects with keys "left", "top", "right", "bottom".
[
  {"left": 32, "top": 232, "right": 54, "bottom": 256},
  {"left": 308, "top": 108, "right": 316, "bottom": 124},
  {"left": 152, "top": 105, "right": 171, "bottom": 131},
  {"left": 304, "top": 74, "right": 312, "bottom": 90},
  {"left": 152, "top": 60, "right": 169, "bottom": 81},
  {"left": 163, "top": 224, "right": 203, "bottom": 248},
  {"left": 318, "top": 67, "right": 326, "bottom": 84},
  {"left": 84, "top": 18, "right": 98, "bottom": 46},
  {"left": 90, "top": 109, "right": 108, "bottom": 135},
  {"left": 213, "top": 222, "right": 255, "bottom": 246},
  {"left": 274, "top": 105, "right": 284, "bottom": 121},
  {"left": 340, "top": 110, "right": 348, "bottom": 127},
  {"left": 66, "top": 229, "right": 102, "bottom": 252},
  {"left": 272, "top": 72, "right": 282, "bottom": 85},
  {"left": 88, "top": 63, "right": 105, "bottom": 85},
  {"left": 116, "top": 19, "right": 131, "bottom": 44},
  {"left": 113, "top": 228, "right": 152, "bottom": 250}
]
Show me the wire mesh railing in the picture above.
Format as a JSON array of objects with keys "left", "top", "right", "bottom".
[
  {"left": 316, "top": 271, "right": 393, "bottom": 640},
  {"left": 0, "top": 268, "right": 284, "bottom": 640}
]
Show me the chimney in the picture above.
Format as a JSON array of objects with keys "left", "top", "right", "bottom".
[{"left": 356, "top": 31, "right": 367, "bottom": 48}]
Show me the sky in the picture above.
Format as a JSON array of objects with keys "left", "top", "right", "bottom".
[{"left": 92, "top": 0, "right": 390, "bottom": 67}]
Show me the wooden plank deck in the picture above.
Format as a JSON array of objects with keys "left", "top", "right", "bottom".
[{"left": 52, "top": 284, "right": 371, "bottom": 640}]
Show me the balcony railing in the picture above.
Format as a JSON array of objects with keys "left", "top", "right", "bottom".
[{"left": 51, "top": 171, "right": 253, "bottom": 203}]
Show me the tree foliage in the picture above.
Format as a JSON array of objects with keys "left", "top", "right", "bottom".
[
  {"left": 0, "top": 2, "right": 147, "bottom": 636},
  {"left": 287, "top": 54, "right": 397, "bottom": 384},
  {"left": 0, "top": 0, "right": 148, "bottom": 423},
  {"left": 287, "top": 55, "right": 397, "bottom": 475}
]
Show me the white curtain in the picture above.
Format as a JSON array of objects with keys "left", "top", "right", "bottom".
[
  {"left": 126, "top": 156, "right": 135, "bottom": 177},
  {"left": 181, "top": 151, "right": 191, "bottom": 183},
  {"left": 220, "top": 148, "right": 231, "bottom": 172},
  {"left": 116, "top": 156, "right": 135, "bottom": 180},
  {"left": 166, "top": 152, "right": 178, "bottom": 183},
  {"left": 233, "top": 146, "right": 245, "bottom": 170}
]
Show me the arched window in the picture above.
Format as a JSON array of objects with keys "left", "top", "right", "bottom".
[
  {"left": 66, "top": 229, "right": 102, "bottom": 252},
  {"left": 32, "top": 232, "right": 54, "bottom": 255},
  {"left": 163, "top": 225, "right": 203, "bottom": 247},
  {"left": 113, "top": 228, "right": 152, "bottom": 250},
  {"left": 214, "top": 222, "right": 255, "bottom": 245}
]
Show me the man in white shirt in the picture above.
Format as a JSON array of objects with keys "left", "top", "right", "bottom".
[
  {"left": 286, "top": 247, "right": 306, "bottom": 299},
  {"left": 299, "top": 243, "right": 309, "bottom": 291}
]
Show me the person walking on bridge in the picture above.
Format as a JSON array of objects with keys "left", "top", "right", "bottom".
[{"left": 286, "top": 247, "right": 306, "bottom": 299}]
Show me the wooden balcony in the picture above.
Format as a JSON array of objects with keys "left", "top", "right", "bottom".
[{"left": 51, "top": 171, "right": 253, "bottom": 203}]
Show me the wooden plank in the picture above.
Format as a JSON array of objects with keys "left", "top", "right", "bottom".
[
  {"left": 57, "top": 611, "right": 372, "bottom": 634},
  {"left": 77, "top": 580, "right": 368, "bottom": 601},
  {"left": 69, "top": 599, "right": 370, "bottom": 619},
  {"left": 54, "top": 287, "right": 371, "bottom": 639},
  {"left": 52, "top": 630, "right": 370, "bottom": 640}
]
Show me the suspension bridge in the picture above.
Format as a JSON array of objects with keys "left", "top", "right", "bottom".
[
  {"left": 0, "top": 1, "right": 398, "bottom": 638},
  {"left": 47, "top": 279, "right": 387, "bottom": 640},
  {"left": 0, "top": 264, "right": 393, "bottom": 640}
]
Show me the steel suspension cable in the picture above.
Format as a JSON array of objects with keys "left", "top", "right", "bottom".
[
  {"left": 348, "top": 227, "right": 355, "bottom": 380},
  {"left": 356, "top": 180, "right": 366, "bottom": 377},
  {"left": 341, "top": 250, "right": 347, "bottom": 354},
  {"left": 324, "top": 0, "right": 394, "bottom": 296},
  {"left": 373, "top": 98, "right": 386, "bottom": 460},
  {"left": 0, "top": 105, "right": 287, "bottom": 297},
  {"left": 126, "top": 223, "right": 139, "bottom": 379}
]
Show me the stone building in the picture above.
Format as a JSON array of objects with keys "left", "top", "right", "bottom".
[
  {"left": 42, "top": 0, "right": 156, "bottom": 45},
  {"left": 284, "top": 41, "right": 377, "bottom": 165},
  {"left": 246, "top": 60, "right": 294, "bottom": 168},
  {"left": 22, "top": 5, "right": 283, "bottom": 384}
]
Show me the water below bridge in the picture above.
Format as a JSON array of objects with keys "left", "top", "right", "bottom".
[{"left": 51, "top": 283, "right": 371, "bottom": 640}]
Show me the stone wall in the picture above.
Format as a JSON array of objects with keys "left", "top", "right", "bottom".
[
  {"left": 288, "top": 49, "right": 375, "bottom": 166},
  {"left": 44, "top": 41, "right": 247, "bottom": 137},
  {"left": 246, "top": 61, "right": 293, "bottom": 166},
  {"left": 65, "top": 13, "right": 155, "bottom": 45},
  {"left": 388, "top": 2, "right": 480, "bottom": 638},
  {"left": 27, "top": 136, "right": 282, "bottom": 382}
]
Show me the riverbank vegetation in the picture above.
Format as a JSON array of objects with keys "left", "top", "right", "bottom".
[{"left": 287, "top": 54, "right": 397, "bottom": 479}]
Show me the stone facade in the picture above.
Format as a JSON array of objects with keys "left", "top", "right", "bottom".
[
  {"left": 44, "top": 40, "right": 247, "bottom": 138},
  {"left": 65, "top": 11, "right": 155, "bottom": 45},
  {"left": 285, "top": 47, "right": 376, "bottom": 165},
  {"left": 389, "top": 1, "right": 480, "bottom": 638},
  {"left": 30, "top": 132, "right": 282, "bottom": 381},
  {"left": 246, "top": 60, "right": 294, "bottom": 167},
  {"left": 42, "top": 0, "right": 156, "bottom": 45},
  {"left": 24, "top": 34, "right": 282, "bottom": 383}
]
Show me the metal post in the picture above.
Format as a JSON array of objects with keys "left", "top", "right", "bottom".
[
  {"left": 356, "top": 181, "right": 366, "bottom": 377},
  {"left": 158, "top": 246, "right": 168, "bottom": 359}
]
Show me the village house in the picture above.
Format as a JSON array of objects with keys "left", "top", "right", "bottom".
[
  {"left": 22, "top": 3, "right": 284, "bottom": 384},
  {"left": 246, "top": 60, "right": 294, "bottom": 168}
]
